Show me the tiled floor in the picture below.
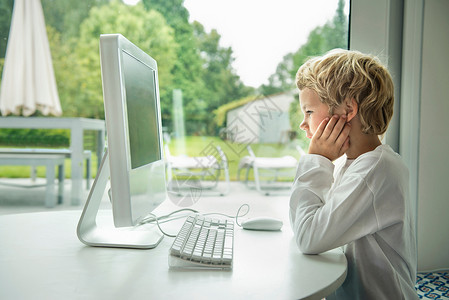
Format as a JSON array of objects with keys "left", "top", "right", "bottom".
[{"left": 416, "top": 272, "right": 449, "bottom": 299}]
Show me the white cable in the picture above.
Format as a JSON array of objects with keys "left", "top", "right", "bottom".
[
  {"left": 203, "top": 203, "right": 250, "bottom": 227},
  {"left": 139, "top": 204, "right": 251, "bottom": 237},
  {"left": 139, "top": 208, "right": 199, "bottom": 225}
]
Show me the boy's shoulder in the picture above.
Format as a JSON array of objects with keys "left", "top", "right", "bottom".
[{"left": 348, "top": 144, "right": 407, "bottom": 177}]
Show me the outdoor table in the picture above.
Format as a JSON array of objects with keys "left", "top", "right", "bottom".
[{"left": 0, "top": 117, "right": 105, "bottom": 205}]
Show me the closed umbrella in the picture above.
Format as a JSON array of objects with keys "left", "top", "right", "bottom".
[{"left": 0, "top": 0, "right": 62, "bottom": 116}]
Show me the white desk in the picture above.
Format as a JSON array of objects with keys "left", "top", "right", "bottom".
[
  {"left": 0, "top": 201, "right": 347, "bottom": 299},
  {"left": 0, "top": 117, "right": 105, "bottom": 205}
]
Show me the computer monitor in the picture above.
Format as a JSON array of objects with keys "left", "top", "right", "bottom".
[
  {"left": 100, "top": 34, "right": 167, "bottom": 227},
  {"left": 77, "top": 34, "right": 167, "bottom": 249}
]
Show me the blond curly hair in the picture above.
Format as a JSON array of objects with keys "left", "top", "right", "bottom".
[{"left": 296, "top": 49, "right": 394, "bottom": 135}]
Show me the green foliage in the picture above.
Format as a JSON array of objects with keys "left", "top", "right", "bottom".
[
  {"left": 259, "top": 52, "right": 295, "bottom": 96},
  {"left": 1, "top": 0, "right": 110, "bottom": 57},
  {"left": 259, "top": 0, "right": 348, "bottom": 149},
  {"left": 142, "top": 0, "right": 206, "bottom": 130},
  {"left": 2, "top": 0, "right": 253, "bottom": 135},
  {"left": 0, "top": 153, "right": 99, "bottom": 179},
  {"left": 41, "top": 0, "right": 111, "bottom": 117},
  {"left": 261, "top": 0, "right": 348, "bottom": 94},
  {"left": 286, "top": 0, "right": 347, "bottom": 150},
  {"left": 142, "top": 0, "right": 253, "bottom": 135},
  {"left": 1, "top": 0, "right": 347, "bottom": 145},
  {"left": 288, "top": 98, "right": 310, "bottom": 150},
  {"left": 47, "top": 25, "right": 92, "bottom": 117},
  {"left": 292, "top": 0, "right": 348, "bottom": 76},
  {"left": 77, "top": 2, "right": 177, "bottom": 118},
  {"left": 48, "top": 1, "right": 178, "bottom": 119},
  {"left": 0, "top": 128, "right": 70, "bottom": 147},
  {"left": 192, "top": 21, "right": 254, "bottom": 134},
  {"left": 213, "top": 95, "right": 258, "bottom": 127},
  {"left": 0, "top": 0, "right": 13, "bottom": 58},
  {"left": 41, "top": 0, "right": 110, "bottom": 42},
  {"left": 0, "top": 57, "right": 4, "bottom": 81},
  {"left": 216, "top": 0, "right": 347, "bottom": 150},
  {"left": 142, "top": 0, "right": 189, "bottom": 26}
]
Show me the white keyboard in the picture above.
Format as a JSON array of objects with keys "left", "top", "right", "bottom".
[{"left": 168, "top": 214, "right": 234, "bottom": 269}]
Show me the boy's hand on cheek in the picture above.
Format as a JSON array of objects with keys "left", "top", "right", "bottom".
[{"left": 308, "top": 115, "right": 351, "bottom": 161}]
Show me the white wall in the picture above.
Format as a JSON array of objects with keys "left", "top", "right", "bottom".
[
  {"left": 352, "top": 0, "right": 449, "bottom": 271},
  {"left": 349, "top": 0, "right": 403, "bottom": 152},
  {"left": 416, "top": 0, "right": 449, "bottom": 271}
]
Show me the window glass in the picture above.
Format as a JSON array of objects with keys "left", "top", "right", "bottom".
[{"left": 0, "top": 0, "right": 350, "bottom": 194}]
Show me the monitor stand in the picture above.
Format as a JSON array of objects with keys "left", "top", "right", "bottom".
[{"left": 77, "top": 149, "right": 164, "bottom": 249}]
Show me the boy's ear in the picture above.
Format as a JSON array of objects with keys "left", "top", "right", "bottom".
[{"left": 345, "top": 98, "right": 358, "bottom": 121}]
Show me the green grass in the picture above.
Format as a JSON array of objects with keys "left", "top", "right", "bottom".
[
  {"left": 167, "top": 136, "right": 304, "bottom": 181},
  {"left": 0, "top": 136, "right": 305, "bottom": 181},
  {"left": 0, "top": 153, "right": 99, "bottom": 179}
]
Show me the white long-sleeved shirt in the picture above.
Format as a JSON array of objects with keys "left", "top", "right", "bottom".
[{"left": 290, "top": 144, "right": 417, "bottom": 299}]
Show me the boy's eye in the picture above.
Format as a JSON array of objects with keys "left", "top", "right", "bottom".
[{"left": 305, "top": 110, "right": 313, "bottom": 115}]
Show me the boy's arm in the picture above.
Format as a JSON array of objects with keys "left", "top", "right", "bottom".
[{"left": 290, "top": 155, "right": 379, "bottom": 254}]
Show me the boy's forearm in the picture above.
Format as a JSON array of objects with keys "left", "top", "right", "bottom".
[{"left": 289, "top": 155, "right": 334, "bottom": 253}]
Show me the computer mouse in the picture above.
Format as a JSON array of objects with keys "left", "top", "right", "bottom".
[{"left": 241, "top": 217, "right": 283, "bottom": 231}]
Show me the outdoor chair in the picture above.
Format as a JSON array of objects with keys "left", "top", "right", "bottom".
[
  {"left": 237, "top": 145, "right": 302, "bottom": 195},
  {"left": 164, "top": 144, "right": 230, "bottom": 196}
]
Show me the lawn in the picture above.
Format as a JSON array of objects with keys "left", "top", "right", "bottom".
[
  {"left": 0, "top": 150, "right": 99, "bottom": 179},
  {"left": 0, "top": 136, "right": 306, "bottom": 181},
  {"left": 167, "top": 136, "right": 304, "bottom": 181}
]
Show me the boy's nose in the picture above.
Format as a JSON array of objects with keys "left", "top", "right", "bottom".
[{"left": 299, "top": 119, "right": 307, "bottom": 131}]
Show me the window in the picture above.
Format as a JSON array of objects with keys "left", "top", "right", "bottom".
[{"left": 0, "top": 0, "right": 350, "bottom": 198}]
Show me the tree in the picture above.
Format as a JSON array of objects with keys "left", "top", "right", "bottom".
[
  {"left": 259, "top": 0, "right": 348, "bottom": 148},
  {"left": 0, "top": 0, "right": 114, "bottom": 117},
  {"left": 2, "top": 0, "right": 252, "bottom": 134},
  {"left": 259, "top": 52, "right": 295, "bottom": 95},
  {"left": 1, "top": 0, "right": 111, "bottom": 58},
  {"left": 0, "top": 0, "right": 13, "bottom": 58},
  {"left": 142, "top": 0, "right": 254, "bottom": 135},
  {"left": 49, "top": 1, "right": 177, "bottom": 119},
  {"left": 260, "top": 0, "right": 348, "bottom": 95},
  {"left": 142, "top": 0, "right": 205, "bottom": 131},
  {"left": 192, "top": 21, "right": 253, "bottom": 133},
  {"left": 41, "top": 0, "right": 110, "bottom": 42}
]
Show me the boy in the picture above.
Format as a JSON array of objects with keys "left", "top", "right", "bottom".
[{"left": 290, "top": 49, "right": 417, "bottom": 299}]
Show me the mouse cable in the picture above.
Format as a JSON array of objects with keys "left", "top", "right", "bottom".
[
  {"left": 139, "top": 207, "right": 199, "bottom": 227},
  {"left": 138, "top": 208, "right": 200, "bottom": 238},
  {"left": 138, "top": 204, "right": 251, "bottom": 237},
  {"left": 202, "top": 203, "right": 250, "bottom": 227}
]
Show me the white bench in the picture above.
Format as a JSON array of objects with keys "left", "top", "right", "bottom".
[
  {"left": 0, "top": 148, "right": 92, "bottom": 189},
  {"left": 0, "top": 153, "right": 65, "bottom": 207}
]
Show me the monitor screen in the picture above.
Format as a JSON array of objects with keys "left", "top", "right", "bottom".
[{"left": 122, "top": 50, "right": 161, "bottom": 169}]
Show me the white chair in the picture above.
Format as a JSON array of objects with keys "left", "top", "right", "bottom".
[
  {"left": 237, "top": 145, "right": 302, "bottom": 195},
  {"left": 165, "top": 144, "right": 230, "bottom": 196}
]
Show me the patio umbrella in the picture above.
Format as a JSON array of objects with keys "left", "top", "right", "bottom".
[{"left": 0, "top": 0, "right": 62, "bottom": 116}]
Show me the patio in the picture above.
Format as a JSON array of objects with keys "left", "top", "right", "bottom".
[{"left": 0, "top": 178, "right": 292, "bottom": 216}]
